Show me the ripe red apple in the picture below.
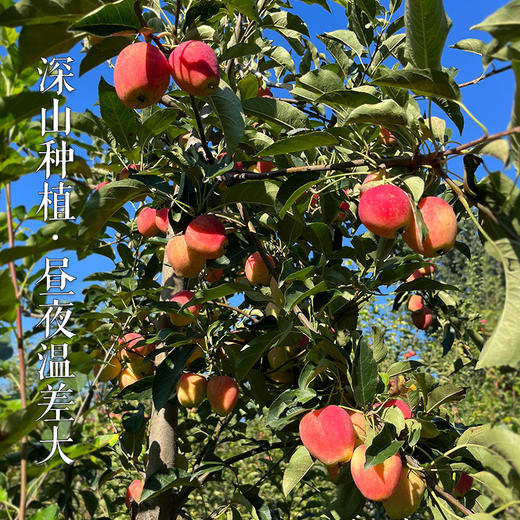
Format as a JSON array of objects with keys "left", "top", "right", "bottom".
[
  {"left": 118, "top": 333, "right": 155, "bottom": 364},
  {"left": 137, "top": 207, "right": 159, "bottom": 238},
  {"left": 245, "top": 251, "right": 275, "bottom": 286},
  {"left": 204, "top": 267, "right": 224, "bottom": 283},
  {"left": 402, "top": 197, "right": 457, "bottom": 257},
  {"left": 114, "top": 42, "right": 170, "bottom": 108},
  {"left": 155, "top": 208, "right": 169, "bottom": 234},
  {"left": 94, "top": 181, "right": 109, "bottom": 191},
  {"left": 169, "top": 290, "right": 201, "bottom": 326},
  {"left": 166, "top": 235, "right": 206, "bottom": 279},
  {"left": 299, "top": 405, "right": 355, "bottom": 466},
  {"left": 454, "top": 473, "right": 473, "bottom": 497},
  {"left": 119, "top": 163, "right": 141, "bottom": 180},
  {"left": 207, "top": 375, "right": 239, "bottom": 416},
  {"left": 360, "top": 172, "right": 381, "bottom": 194},
  {"left": 350, "top": 444, "right": 403, "bottom": 501},
  {"left": 176, "top": 373, "right": 207, "bottom": 408},
  {"left": 405, "top": 263, "right": 434, "bottom": 282},
  {"left": 256, "top": 160, "right": 275, "bottom": 173},
  {"left": 382, "top": 467, "right": 426, "bottom": 519},
  {"left": 169, "top": 40, "right": 220, "bottom": 96},
  {"left": 349, "top": 411, "right": 367, "bottom": 447},
  {"left": 185, "top": 214, "right": 228, "bottom": 259},
  {"left": 412, "top": 307, "right": 434, "bottom": 330},
  {"left": 358, "top": 184, "right": 412, "bottom": 239},
  {"left": 381, "top": 399, "right": 412, "bottom": 419},
  {"left": 378, "top": 127, "right": 397, "bottom": 146},
  {"left": 126, "top": 479, "right": 144, "bottom": 509},
  {"left": 407, "top": 295, "right": 424, "bottom": 313},
  {"left": 257, "top": 87, "right": 273, "bottom": 98}
]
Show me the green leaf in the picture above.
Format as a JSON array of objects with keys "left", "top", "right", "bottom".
[
  {"left": 372, "top": 68, "right": 461, "bottom": 100},
  {"left": 18, "top": 22, "right": 84, "bottom": 70},
  {"left": 28, "top": 505, "right": 59, "bottom": 520},
  {"left": 510, "top": 62, "right": 520, "bottom": 173},
  {"left": 472, "top": 0, "right": 520, "bottom": 46},
  {"left": 0, "top": 91, "right": 56, "bottom": 134},
  {"left": 226, "top": 0, "right": 259, "bottom": 21},
  {"left": 371, "top": 326, "right": 386, "bottom": 363},
  {"left": 477, "top": 239, "right": 520, "bottom": 368},
  {"left": 316, "top": 88, "right": 380, "bottom": 108},
  {"left": 152, "top": 345, "right": 195, "bottom": 410},
  {"left": 79, "top": 35, "right": 133, "bottom": 76},
  {"left": 220, "top": 42, "right": 262, "bottom": 62},
  {"left": 282, "top": 446, "right": 314, "bottom": 496},
  {"left": 451, "top": 38, "right": 488, "bottom": 56},
  {"left": 69, "top": 0, "right": 141, "bottom": 36},
  {"left": 405, "top": 0, "right": 452, "bottom": 70},
  {"left": 242, "top": 98, "right": 310, "bottom": 129},
  {"left": 209, "top": 82, "right": 245, "bottom": 155},
  {"left": 98, "top": 76, "right": 138, "bottom": 150},
  {"left": 432, "top": 96, "right": 464, "bottom": 134},
  {"left": 365, "top": 438, "right": 404, "bottom": 469},
  {"left": 291, "top": 67, "right": 344, "bottom": 102},
  {"left": 140, "top": 468, "right": 199, "bottom": 502},
  {"left": 261, "top": 131, "right": 339, "bottom": 156},
  {"left": 321, "top": 30, "right": 366, "bottom": 60},
  {"left": 352, "top": 340, "right": 378, "bottom": 406},
  {"left": 473, "top": 139, "right": 509, "bottom": 164},
  {"left": 426, "top": 384, "right": 465, "bottom": 413},
  {"left": 139, "top": 108, "right": 181, "bottom": 146},
  {"left": 215, "top": 179, "right": 279, "bottom": 209},
  {"left": 234, "top": 332, "right": 279, "bottom": 381},
  {"left": 346, "top": 99, "right": 408, "bottom": 126},
  {"left": 0, "top": 401, "right": 42, "bottom": 456},
  {"left": 327, "top": 469, "right": 365, "bottom": 519},
  {"left": 0, "top": 0, "right": 102, "bottom": 26},
  {"left": 0, "top": 270, "right": 17, "bottom": 322}
]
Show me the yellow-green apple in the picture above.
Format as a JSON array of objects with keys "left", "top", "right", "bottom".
[
  {"left": 114, "top": 42, "right": 170, "bottom": 108},
  {"left": 185, "top": 214, "right": 228, "bottom": 259},
  {"left": 126, "top": 479, "right": 144, "bottom": 509},
  {"left": 382, "top": 467, "right": 426, "bottom": 519},
  {"left": 299, "top": 405, "right": 355, "bottom": 465},
  {"left": 137, "top": 207, "right": 159, "bottom": 238},
  {"left": 378, "top": 127, "right": 397, "bottom": 146},
  {"left": 169, "top": 290, "right": 201, "bottom": 326},
  {"left": 403, "top": 197, "right": 457, "bottom": 257},
  {"left": 169, "top": 40, "right": 220, "bottom": 96},
  {"left": 407, "top": 295, "right": 424, "bottom": 313},
  {"left": 358, "top": 184, "right": 412, "bottom": 239},
  {"left": 245, "top": 251, "right": 274, "bottom": 286},
  {"left": 166, "top": 235, "right": 206, "bottom": 278},
  {"left": 381, "top": 399, "right": 412, "bottom": 419},
  {"left": 348, "top": 411, "right": 367, "bottom": 447},
  {"left": 412, "top": 307, "right": 434, "bottom": 330},
  {"left": 267, "top": 346, "right": 295, "bottom": 383},
  {"left": 118, "top": 366, "right": 143, "bottom": 390},
  {"left": 454, "top": 473, "right": 473, "bottom": 497},
  {"left": 207, "top": 375, "right": 239, "bottom": 416},
  {"left": 155, "top": 208, "right": 169, "bottom": 234},
  {"left": 176, "top": 373, "right": 207, "bottom": 408},
  {"left": 350, "top": 444, "right": 402, "bottom": 501},
  {"left": 94, "top": 352, "right": 122, "bottom": 382}
]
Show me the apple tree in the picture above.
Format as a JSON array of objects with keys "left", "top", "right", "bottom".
[{"left": 0, "top": 0, "right": 520, "bottom": 519}]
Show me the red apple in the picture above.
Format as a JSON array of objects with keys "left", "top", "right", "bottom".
[
  {"left": 381, "top": 399, "right": 412, "bottom": 419},
  {"left": 169, "top": 290, "right": 201, "bottom": 326},
  {"left": 155, "top": 208, "right": 169, "bottom": 234},
  {"left": 125, "top": 479, "right": 144, "bottom": 509},
  {"left": 207, "top": 375, "right": 239, "bottom": 416},
  {"left": 137, "top": 207, "right": 159, "bottom": 238},
  {"left": 176, "top": 373, "right": 207, "bottom": 408},
  {"left": 185, "top": 214, "right": 228, "bottom": 259},
  {"left": 407, "top": 295, "right": 424, "bottom": 313},
  {"left": 454, "top": 473, "right": 473, "bottom": 497},
  {"left": 412, "top": 307, "right": 434, "bottom": 330},
  {"left": 245, "top": 251, "right": 275, "bottom": 286},
  {"left": 166, "top": 235, "right": 206, "bottom": 279}
]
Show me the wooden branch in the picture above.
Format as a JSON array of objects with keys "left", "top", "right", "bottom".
[
  {"left": 458, "top": 65, "right": 513, "bottom": 89},
  {"left": 190, "top": 95, "right": 214, "bottom": 164}
]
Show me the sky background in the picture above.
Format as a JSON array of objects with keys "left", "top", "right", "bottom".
[{"left": 0, "top": 0, "right": 515, "bottom": 313}]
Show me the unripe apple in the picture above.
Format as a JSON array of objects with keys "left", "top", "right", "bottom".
[
  {"left": 169, "top": 290, "right": 201, "bottom": 326},
  {"left": 454, "top": 473, "right": 473, "bottom": 497},
  {"left": 360, "top": 172, "right": 381, "bottom": 194},
  {"left": 169, "top": 40, "right": 220, "bottom": 96},
  {"left": 185, "top": 214, "right": 228, "bottom": 259},
  {"left": 407, "top": 295, "right": 424, "bottom": 313},
  {"left": 381, "top": 399, "right": 412, "bottom": 419},
  {"left": 378, "top": 127, "right": 397, "bottom": 146},
  {"left": 299, "top": 405, "right": 355, "bottom": 466},
  {"left": 94, "top": 352, "right": 122, "bottom": 382},
  {"left": 207, "top": 375, "right": 239, "bottom": 416},
  {"left": 350, "top": 444, "right": 402, "bottom": 501},
  {"left": 382, "top": 467, "right": 426, "bottom": 519},
  {"left": 137, "top": 207, "right": 159, "bottom": 238},
  {"left": 267, "top": 346, "right": 292, "bottom": 370},
  {"left": 166, "top": 235, "right": 206, "bottom": 278},
  {"left": 155, "top": 208, "right": 169, "bottom": 234},
  {"left": 358, "top": 184, "right": 412, "bottom": 239},
  {"left": 177, "top": 373, "right": 207, "bottom": 408},
  {"left": 114, "top": 42, "right": 170, "bottom": 108},
  {"left": 126, "top": 479, "right": 144, "bottom": 509},
  {"left": 403, "top": 197, "right": 457, "bottom": 257},
  {"left": 348, "top": 412, "right": 367, "bottom": 447},
  {"left": 119, "top": 366, "right": 143, "bottom": 390},
  {"left": 245, "top": 251, "right": 275, "bottom": 286},
  {"left": 412, "top": 307, "right": 434, "bottom": 330}
]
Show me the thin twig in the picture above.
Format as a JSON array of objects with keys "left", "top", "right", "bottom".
[
  {"left": 212, "top": 302, "right": 259, "bottom": 322},
  {"left": 458, "top": 64, "right": 513, "bottom": 89},
  {"left": 190, "top": 95, "right": 214, "bottom": 163}
]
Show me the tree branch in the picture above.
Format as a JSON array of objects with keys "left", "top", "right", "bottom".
[
  {"left": 190, "top": 95, "right": 214, "bottom": 164},
  {"left": 458, "top": 64, "right": 513, "bottom": 89}
]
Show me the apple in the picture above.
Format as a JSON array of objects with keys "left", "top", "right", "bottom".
[
  {"left": 207, "top": 375, "right": 239, "bottom": 416},
  {"left": 126, "top": 479, "right": 144, "bottom": 509},
  {"left": 412, "top": 307, "right": 434, "bottom": 330},
  {"left": 169, "top": 40, "right": 220, "bottom": 96},
  {"left": 349, "top": 412, "right": 367, "bottom": 447},
  {"left": 114, "top": 42, "right": 170, "bottom": 108},
  {"left": 359, "top": 172, "right": 381, "bottom": 194},
  {"left": 245, "top": 251, "right": 275, "bottom": 286},
  {"left": 186, "top": 342, "right": 205, "bottom": 365},
  {"left": 407, "top": 295, "right": 424, "bottom": 313},
  {"left": 176, "top": 373, "right": 207, "bottom": 408},
  {"left": 119, "top": 163, "right": 141, "bottom": 180},
  {"left": 299, "top": 405, "right": 355, "bottom": 465},
  {"left": 169, "top": 290, "right": 201, "bottom": 326},
  {"left": 137, "top": 207, "right": 159, "bottom": 238},
  {"left": 94, "top": 352, "right": 122, "bottom": 382},
  {"left": 166, "top": 235, "right": 206, "bottom": 279},
  {"left": 378, "top": 127, "right": 397, "bottom": 146},
  {"left": 358, "top": 184, "right": 412, "bottom": 239},
  {"left": 255, "top": 160, "right": 274, "bottom": 173},
  {"left": 382, "top": 466, "right": 426, "bottom": 519},
  {"left": 119, "top": 366, "right": 143, "bottom": 390},
  {"left": 155, "top": 208, "right": 169, "bottom": 234},
  {"left": 405, "top": 263, "right": 434, "bottom": 282},
  {"left": 350, "top": 444, "right": 403, "bottom": 501},
  {"left": 257, "top": 87, "right": 273, "bottom": 98},
  {"left": 267, "top": 346, "right": 295, "bottom": 383},
  {"left": 185, "top": 214, "right": 228, "bottom": 259},
  {"left": 403, "top": 197, "right": 457, "bottom": 257},
  {"left": 118, "top": 333, "right": 155, "bottom": 363},
  {"left": 204, "top": 267, "right": 224, "bottom": 283},
  {"left": 94, "top": 181, "right": 109, "bottom": 191},
  {"left": 381, "top": 399, "right": 412, "bottom": 419},
  {"left": 454, "top": 473, "right": 473, "bottom": 497}
]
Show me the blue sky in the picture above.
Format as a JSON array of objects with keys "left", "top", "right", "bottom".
[{"left": 1, "top": 0, "right": 515, "bottom": 306}]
